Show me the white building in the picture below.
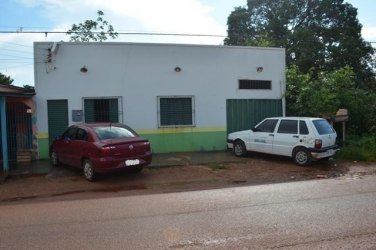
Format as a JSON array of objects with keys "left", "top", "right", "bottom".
[{"left": 34, "top": 42, "right": 285, "bottom": 159}]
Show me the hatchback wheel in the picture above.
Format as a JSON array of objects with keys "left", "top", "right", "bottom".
[
  {"left": 51, "top": 150, "right": 60, "bottom": 166},
  {"left": 83, "top": 159, "right": 96, "bottom": 181},
  {"left": 293, "top": 148, "right": 312, "bottom": 166},
  {"left": 233, "top": 140, "right": 247, "bottom": 157}
]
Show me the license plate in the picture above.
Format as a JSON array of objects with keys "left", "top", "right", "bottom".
[{"left": 125, "top": 159, "right": 140, "bottom": 166}]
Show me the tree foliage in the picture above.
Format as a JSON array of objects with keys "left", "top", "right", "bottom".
[
  {"left": 226, "top": 0, "right": 376, "bottom": 138},
  {"left": 225, "top": 0, "right": 375, "bottom": 84},
  {"left": 0, "top": 72, "right": 14, "bottom": 85},
  {"left": 67, "top": 10, "right": 118, "bottom": 42},
  {"left": 286, "top": 66, "right": 376, "bottom": 135},
  {"left": 23, "top": 85, "right": 35, "bottom": 91}
]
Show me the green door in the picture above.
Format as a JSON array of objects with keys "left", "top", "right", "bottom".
[
  {"left": 47, "top": 100, "right": 68, "bottom": 145},
  {"left": 226, "top": 99, "right": 282, "bottom": 134}
]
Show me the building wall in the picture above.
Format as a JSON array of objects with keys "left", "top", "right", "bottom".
[{"left": 34, "top": 42, "right": 285, "bottom": 158}]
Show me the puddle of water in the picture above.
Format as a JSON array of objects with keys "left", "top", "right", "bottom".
[
  {"left": 232, "top": 180, "right": 247, "bottom": 184},
  {"left": 51, "top": 190, "right": 86, "bottom": 197},
  {"left": 1, "top": 195, "right": 38, "bottom": 202},
  {"left": 1, "top": 185, "right": 148, "bottom": 202},
  {"left": 91, "top": 185, "right": 147, "bottom": 192}
]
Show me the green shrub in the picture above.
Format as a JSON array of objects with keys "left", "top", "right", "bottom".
[{"left": 337, "top": 135, "right": 376, "bottom": 161}]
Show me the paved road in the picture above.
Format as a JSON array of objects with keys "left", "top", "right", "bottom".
[{"left": 1, "top": 175, "right": 376, "bottom": 249}]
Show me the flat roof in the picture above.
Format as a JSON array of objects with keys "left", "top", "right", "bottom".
[{"left": 33, "top": 41, "right": 285, "bottom": 52}]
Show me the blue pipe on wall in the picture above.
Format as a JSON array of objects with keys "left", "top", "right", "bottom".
[{"left": 0, "top": 96, "right": 9, "bottom": 172}]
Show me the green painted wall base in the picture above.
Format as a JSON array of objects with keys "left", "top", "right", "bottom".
[
  {"left": 37, "top": 129, "right": 227, "bottom": 159},
  {"left": 38, "top": 138, "right": 49, "bottom": 159},
  {"left": 140, "top": 131, "right": 227, "bottom": 153}
]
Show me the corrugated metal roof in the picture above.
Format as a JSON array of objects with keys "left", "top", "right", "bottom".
[{"left": 0, "top": 84, "right": 35, "bottom": 97}]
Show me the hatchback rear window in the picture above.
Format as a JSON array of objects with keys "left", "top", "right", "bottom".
[
  {"left": 94, "top": 127, "right": 136, "bottom": 140},
  {"left": 312, "top": 120, "right": 335, "bottom": 135}
]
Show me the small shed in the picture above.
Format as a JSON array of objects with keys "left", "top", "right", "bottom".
[{"left": 0, "top": 84, "right": 36, "bottom": 175}]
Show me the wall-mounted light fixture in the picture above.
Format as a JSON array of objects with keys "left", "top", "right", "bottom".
[
  {"left": 174, "top": 66, "right": 181, "bottom": 72},
  {"left": 257, "top": 67, "right": 263, "bottom": 73},
  {"left": 80, "top": 65, "right": 88, "bottom": 73}
]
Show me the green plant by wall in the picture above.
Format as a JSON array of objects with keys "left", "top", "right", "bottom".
[{"left": 337, "top": 135, "right": 376, "bottom": 162}]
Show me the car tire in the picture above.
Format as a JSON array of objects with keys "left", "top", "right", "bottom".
[
  {"left": 233, "top": 140, "right": 247, "bottom": 157},
  {"left": 130, "top": 166, "right": 143, "bottom": 173},
  {"left": 50, "top": 149, "right": 60, "bottom": 166},
  {"left": 293, "top": 147, "right": 312, "bottom": 166},
  {"left": 83, "top": 159, "right": 96, "bottom": 181}
]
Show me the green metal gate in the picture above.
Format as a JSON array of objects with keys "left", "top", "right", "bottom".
[
  {"left": 47, "top": 100, "right": 68, "bottom": 145},
  {"left": 226, "top": 99, "right": 283, "bottom": 134}
]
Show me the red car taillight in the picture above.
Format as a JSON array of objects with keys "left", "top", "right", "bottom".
[
  {"left": 100, "top": 146, "right": 114, "bottom": 157},
  {"left": 314, "top": 139, "right": 322, "bottom": 149}
]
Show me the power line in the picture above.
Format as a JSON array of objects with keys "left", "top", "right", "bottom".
[
  {"left": 1, "top": 30, "right": 375, "bottom": 45},
  {"left": 0, "top": 53, "right": 33, "bottom": 59},
  {"left": 0, "top": 30, "right": 226, "bottom": 38}
]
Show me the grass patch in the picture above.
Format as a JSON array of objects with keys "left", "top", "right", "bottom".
[
  {"left": 337, "top": 135, "right": 376, "bottom": 162},
  {"left": 207, "top": 163, "right": 227, "bottom": 170}
]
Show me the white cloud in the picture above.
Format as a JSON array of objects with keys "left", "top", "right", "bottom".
[
  {"left": 362, "top": 26, "right": 376, "bottom": 43},
  {"left": 16, "top": 0, "right": 226, "bottom": 44},
  {"left": 3, "top": 0, "right": 229, "bottom": 85},
  {"left": 95, "top": 0, "right": 222, "bottom": 33}
]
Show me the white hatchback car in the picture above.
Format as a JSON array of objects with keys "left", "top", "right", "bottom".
[{"left": 227, "top": 117, "right": 339, "bottom": 166}]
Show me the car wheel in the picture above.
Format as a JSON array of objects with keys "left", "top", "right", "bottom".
[
  {"left": 233, "top": 140, "right": 247, "bottom": 157},
  {"left": 83, "top": 159, "right": 96, "bottom": 181},
  {"left": 50, "top": 149, "right": 60, "bottom": 166},
  {"left": 293, "top": 148, "right": 312, "bottom": 166}
]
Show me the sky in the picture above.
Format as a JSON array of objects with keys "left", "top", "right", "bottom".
[{"left": 0, "top": 0, "right": 375, "bottom": 87}]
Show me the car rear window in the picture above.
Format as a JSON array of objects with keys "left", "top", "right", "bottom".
[
  {"left": 312, "top": 120, "right": 335, "bottom": 135},
  {"left": 94, "top": 127, "right": 137, "bottom": 140}
]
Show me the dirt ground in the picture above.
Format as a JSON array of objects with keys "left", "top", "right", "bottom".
[{"left": 1, "top": 153, "right": 376, "bottom": 205}]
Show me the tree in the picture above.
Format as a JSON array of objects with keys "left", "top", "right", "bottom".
[
  {"left": 23, "top": 85, "right": 35, "bottom": 92},
  {"left": 0, "top": 72, "right": 14, "bottom": 85},
  {"left": 286, "top": 66, "right": 376, "bottom": 135},
  {"left": 66, "top": 10, "right": 118, "bottom": 42},
  {"left": 225, "top": 0, "right": 375, "bottom": 85}
]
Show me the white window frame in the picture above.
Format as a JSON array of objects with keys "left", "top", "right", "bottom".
[
  {"left": 82, "top": 96, "right": 123, "bottom": 123},
  {"left": 157, "top": 96, "right": 195, "bottom": 128}
]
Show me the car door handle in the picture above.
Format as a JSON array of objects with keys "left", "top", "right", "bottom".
[
  {"left": 269, "top": 134, "right": 274, "bottom": 136},
  {"left": 293, "top": 135, "right": 299, "bottom": 138}
]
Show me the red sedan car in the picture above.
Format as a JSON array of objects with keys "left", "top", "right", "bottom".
[{"left": 50, "top": 123, "right": 152, "bottom": 181}]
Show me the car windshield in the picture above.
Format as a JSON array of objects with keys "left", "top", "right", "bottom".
[
  {"left": 94, "top": 126, "right": 137, "bottom": 140},
  {"left": 312, "top": 120, "right": 335, "bottom": 135}
]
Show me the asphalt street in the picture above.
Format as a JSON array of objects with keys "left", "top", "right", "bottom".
[{"left": 1, "top": 175, "right": 376, "bottom": 249}]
